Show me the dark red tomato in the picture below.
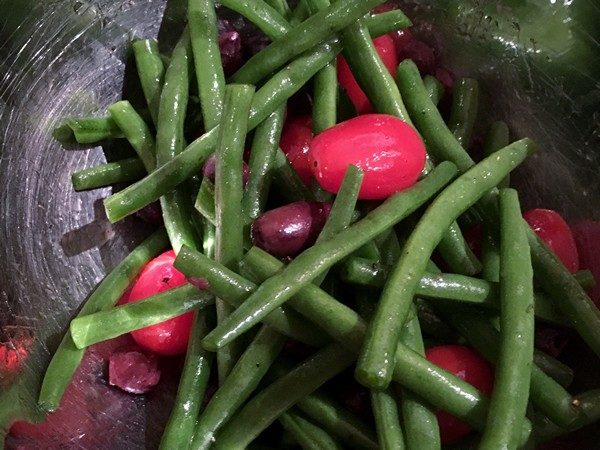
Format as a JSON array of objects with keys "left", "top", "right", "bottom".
[
  {"left": 279, "top": 115, "right": 314, "bottom": 185},
  {"left": 126, "top": 250, "right": 193, "bottom": 355},
  {"left": 309, "top": 114, "right": 426, "bottom": 200},
  {"left": 523, "top": 209, "right": 580, "bottom": 273},
  {"left": 571, "top": 220, "right": 600, "bottom": 306},
  {"left": 337, "top": 35, "right": 399, "bottom": 114},
  {"left": 426, "top": 345, "right": 494, "bottom": 444}
]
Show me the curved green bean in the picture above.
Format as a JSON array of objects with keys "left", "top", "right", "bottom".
[
  {"left": 279, "top": 410, "right": 342, "bottom": 450},
  {"left": 218, "top": 0, "right": 289, "bottom": 40},
  {"left": 160, "top": 310, "right": 214, "bottom": 450},
  {"left": 132, "top": 39, "right": 164, "bottom": 124},
  {"left": 480, "top": 189, "right": 535, "bottom": 450},
  {"left": 189, "top": 0, "right": 225, "bottom": 129},
  {"left": 71, "top": 157, "right": 145, "bottom": 191},
  {"left": 38, "top": 229, "right": 169, "bottom": 411},
  {"left": 371, "top": 388, "right": 405, "bottom": 450},
  {"left": 61, "top": 116, "right": 123, "bottom": 144},
  {"left": 356, "top": 139, "right": 533, "bottom": 389},
  {"left": 533, "top": 350, "right": 574, "bottom": 388},
  {"left": 108, "top": 101, "right": 156, "bottom": 171},
  {"left": 364, "top": 10, "right": 412, "bottom": 37},
  {"left": 200, "top": 162, "right": 456, "bottom": 351},
  {"left": 191, "top": 325, "right": 287, "bottom": 450},
  {"left": 447, "top": 78, "right": 479, "bottom": 148},
  {"left": 423, "top": 75, "right": 444, "bottom": 105},
  {"left": 437, "top": 221, "right": 482, "bottom": 276}
]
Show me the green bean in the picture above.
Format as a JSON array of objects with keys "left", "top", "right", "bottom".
[
  {"left": 202, "top": 217, "right": 215, "bottom": 259},
  {"left": 271, "top": 147, "right": 315, "bottom": 201},
  {"left": 234, "top": 248, "right": 531, "bottom": 443},
  {"left": 289, "top": 0, "right": 309, "bottom": 25},
  {"left": 371, "top": 388, "right": 405, "bottom": 450},
  {"left": 59, "top": 116, "right": 124, "bottom": 144},
  {"left": 108, "top": 101, "right": 156, "bottom": 171},
  {"left": 213, "top": 343, "right": 356, "bottom": 449},
  {"left": 297, "top": 392, "right": 378, "bottom": 450},
  {"left": 396, "top": 60, "right": 474, "bottom": 171},
  {"left": 243, "top": 106, "right": 286, "bottom": 221},
  {"left": 364, "top": 10, "right": 412, "bottom": 38},
  {"left": 574, "top": 269, "right": 596, "bottom": 291},
  {"left": 191, "top": 325, "right": 287, "bottom": 450},
  {"left": 483, "top": 121, "right": 510, "bottom": 189},
  {"left": 356, "top": 140, "right": 533, "bottom": 389},
  {"left": 480, "top": 223, "right": 500, "bottom": 282},
  {"left": 533, "top": 350, "right": 574, "bottom": 388},
  {"left": 132, "top": 39, "right": 164, "bottom": 125},
  {"left": 71, "top": 157, "right": 145, "bottom": 191},
  {"left": 160, "top": 310, "right": 214, "bottom": 450},
  {"left": 176, "top": 248, "right": 328, "bottom": 348},
  {"left": 533, "top": 389, "right": 600, "bottom": 442},
  {"left": 200, "top": 162, "right": 456, "bottom": 350},
  {"left": 214, "top": 84, "right": 255, "bottom": 382},
  {"left": 219, "top": 0, "right": 289, "bottom": 40},
  {"left": 279, "top": 410, "right": 342, "bottom": 450},
  {"left": 423, "top": 75, "right": 444, "bottom": 105},
  {"left": 436, "top": 304, "right": 582, "bottom": 428},
  {"left": 437, "top": 222, "right": 482, "bottom": 276},
  {"left": 264, "top": 0, "right": 292, "bottom": 19},
  {"left": 231, "top": 0, "right": 386, "bottom": 84},
  {"left": 340, "top": 20, "right": 410, "bottom": 121},
  {"left": 480, "top": 189, "right": 535, "bottom": 450},
  {"left": 447, "top": 78, "right": 478, "bottom": 148},
  {"left": 69, "top": 284, "right": 213, "bottom": 348},
  {"left": 103, "top": 39, "right": 339, "bottom": 223},
  {"left": 189, "top": 0, "right": 225, "bottom": 129},
  {"left": 527, "top": 227, "right": 600, "bottom": 358},
  {"left": 194, "top": 177, "right": 216, "bottom": 225},
  {"left": 312, "top": 62, "right": 337, "bottom": 134},
  {"left": 38, "top": 229, "right": 169, "bottom": 411}
]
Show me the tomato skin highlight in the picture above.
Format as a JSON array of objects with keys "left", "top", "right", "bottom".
[
  {"left": 523, "top": 208, "right": 580, "bottom": 273},
  {"left": 425, "top": 345, "right": 494, "bottom": 444},
  {"left": 279, "top": 115, "right": 314, "bottom": 185},
  {"left": 126, "top": 250, "right": 193, "bottom": 355},
  {"left": 309, "top": 114, "right": 426, "bottom": 200},
  {"left": 337, "top": 35, "right": 399, "bottom": 114}
]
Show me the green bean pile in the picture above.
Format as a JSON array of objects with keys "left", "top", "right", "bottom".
[{"left": 36, "top": 0, "right": 600, "bottom": 449}]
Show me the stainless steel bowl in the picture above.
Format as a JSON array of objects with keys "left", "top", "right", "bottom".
[{"left": 1, "top": 0, "right": 599, "bottom": 448}]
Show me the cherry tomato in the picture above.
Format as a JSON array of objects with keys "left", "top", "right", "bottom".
[
  {"left": 426, "top": 345, "right": 494, "bottom": 444},
  {"left": 523, "top": 208, "right": 579, "bottom": 273},
  {"left": 571, "top": 220, "right": 600, "bottom": 306},
  {"left": 279, "top": 115, "right": 314, "bottom": 185},
  {"left": 309, "top": 114, "right": 426, "bottom": 199},
  {"left": 337, "top": 35, "right": 399, "bottom": 114},
  {"left": 126, "top": 250, "right": 193, "bottom": 355}
]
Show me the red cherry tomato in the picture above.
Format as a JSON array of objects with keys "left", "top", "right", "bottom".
[
  {"left": 279, "top": 115, "right": 314, "bottom": 185},
  {"left": 523, "top": 208, "right": 580, "bottom": 273},
  {"left": 309, "top": 114, "right": 426, "bottom": 200},
  {"left": 126, "top": 250, "right": 193, "bottom": 355},
  {"left": 426, "top": 345, "right": 494, "bottom": 444},
  {"left": 337, "top": 35, "right": 399, "bottom": 114}
]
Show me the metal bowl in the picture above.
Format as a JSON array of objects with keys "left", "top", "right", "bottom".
[{"left": 1, "top": 0, "right": 599, "bottom": 448}]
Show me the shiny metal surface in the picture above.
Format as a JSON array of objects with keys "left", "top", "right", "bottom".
[{"left": 0, "top": 0, "right": 599, "bottom": 448}]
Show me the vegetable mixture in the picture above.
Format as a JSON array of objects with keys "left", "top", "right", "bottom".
[{"left": 7, "top": 0, "right": 600, "bottom": 448}]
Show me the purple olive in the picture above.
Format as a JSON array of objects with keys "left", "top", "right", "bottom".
[
  {"left": 219, "top": 31, "right": 243, "bottom": 75},
  {"left": 202, "top": 154, "right": 250, "bottom": 187},
  {"left": 251, "top": 201, "right": 332, "bottom": 258},
  {"left": 108, "top": 347, "right": 160, "bottom": 394},
  {"left": 135, "top": 201, "right": 163, "bottom": 225}
]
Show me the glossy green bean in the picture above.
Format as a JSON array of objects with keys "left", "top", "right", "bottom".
[
  {"left": 103, "top": 39, "right": 339, "bottom": 223},
  {"left": 437, "top": 221, "right": 482, "bottom": 276},
  {"left": 423, "top": 75, "right": 444, "bottom": 105},
  {"left": 447, "top": 78, "right": 478, "bottom": 148},
  {"left": 219, "top": 0, "right": 289, "bottom": 40},
  {"left": 480, "top": 189, "right": 535, "bottom": 450},
  {"left": 194, "top": 177, "right": 215, "bottom": 225},
  {"left": 364, "top": 9, "right": 412, "bottom": 37},
  {"left": 235, "top": 248, "right": 531, "bottom": 443},
  {"left": 297, "top": 393, "right": 378, "bottom": 450},
  {"left": 243, "top": 106, "right": 286, "bottom": 221},
  {"left": 213, "top": 343, "right": 356, "bottom": 449},
  {"left": 280, "top": 410, "right": 342, "bottom": 450},
  {"left": 108, "top": 101, "right": 156, "bottom": 171},
  {"left": 201, "top": 163, "right": 456, "bottom": 351},
  {"left": 356, "top": 140, "right": 533, "bottom": 389},
  {"left": 189, "top": 0, "right": 225, "bottom": 129},
  {"left": 202, "top": 217, "right": 215, "bottom": 259},
  {"left": 69, "top": 284, "right": 213, "bottom": 348},
  {"left": 483, "top": 121, "right": 510, "bottom": 189},
  {"left": 160, "top": 310, "right": 214, "bottom": 450},
  {"left": 289, "top": 0, "right": 309, "bottom": 25},
  {"left": 371, "top": 388, "right": 405, "bottom": 450},
  {"left": 38, "top": 229, "right": 169, "bottom": 411},
  {"left": 436, "top": 304, "right": 582, "bottom": 428},
  {"left": 231, "top": 0, "right": 386, "bottom": 84},
  {"left": 71, "top": 157, "right": 145, "bottom": 191},
  {"left": 264, "top": 0, "right": 292, "bottom": 18},
  {"left": 60, "top": 116, "right": 123, "bottom": 144},
  {"left": 533, "top": 350, "right": 574, "bottom": 388},
  {"left": 312, "top": 62, "right": 337, "bottom": 134},
  {"left": 191, "top": 325, "right": 287, "bottom": 450},
  {"left": 574, "top": 269, "right": 596, "bottom": 290},
  {"left": 271, "top": 147, "right": 315, "bottom": 201},
  {"left": 527, "top": 227, "right": 600, "bottom": 358},
  {"left": 480, "top": 223, "right": 501, "bottom": 282},
  {"left": 132, "top": 39, "right": 164, "bottom": 124},
  {"left": 340, "top": 20, "right": 410, "bottom": 121}
]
